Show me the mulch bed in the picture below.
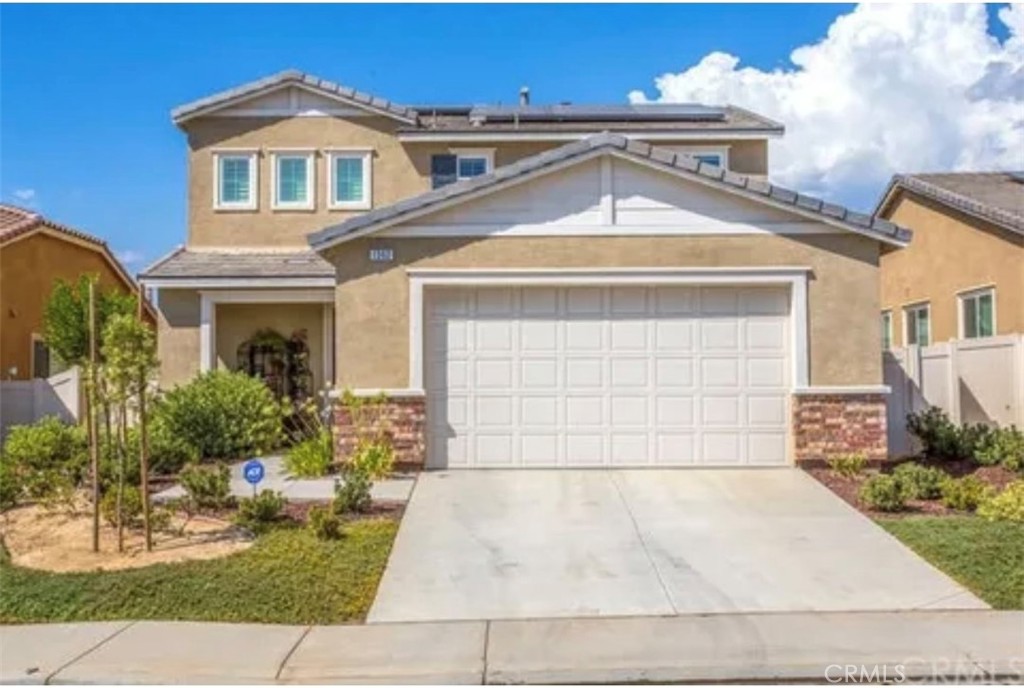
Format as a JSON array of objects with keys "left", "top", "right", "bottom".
[
  {"left": 280, "top": 499, "right": 404, "bottom": 524},
  {"left": 806, "top": 459, "right": 1019, "bottom": 518}
]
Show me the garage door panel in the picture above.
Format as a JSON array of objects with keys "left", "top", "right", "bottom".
[{"left": 425, "top": 285, "right": 790, "bottom": 468}]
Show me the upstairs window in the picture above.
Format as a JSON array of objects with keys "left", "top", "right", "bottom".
[
  {"left": 881, "top": 311, "right": 892, "bottom": 350},
  {"left": 960, "top": 287, "right": 995, "bottom": 339},
  {"left": 328, "top": 150, "right": 372, "bottom": 210},
  {"left": 693, "top": 153, "right": 723, "bottom": 167},
  {"left": 214, "top": 151, "right": 258, "bottom": 210},
  {"left": 272, "top": 151, "right": 314, "bottom": 210},
  {"left": 663, "top": 146, "right": 730, "bottom": 170},
  {"left": 904, "top": 303, "right": 931, "bottom": 346},
  {"left": 432, "top": 149, "right": 494, "bottom": 188}
]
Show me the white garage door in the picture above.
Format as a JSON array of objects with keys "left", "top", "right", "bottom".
[{"left": 425, "top": 285, "right": 791, "bottom": 468}]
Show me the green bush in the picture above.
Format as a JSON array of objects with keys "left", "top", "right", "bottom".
[
  {"left": 827, "top": 453, "right": 867, "bottom": 478},
  {"left": 906, "top": 407, "right": 992, "bottom": 461},
  {"left": 100, "top": 484, "right": 143, "bottom": 529},
  {"left": 940, "top": 475, "right": 993, "bottom": 512},
  {"left": 1, "top": 417, "right": 88, "bottom": 500},
  {"left": 892, "top": 462, "right": 945, "bottom": 500},
  {"left": 236, "top": 490, "right": 287, "bottom": 534},
  {"left": 975, "top": 427, "right": 1024, "bottom": 472},
  {"left": 859, "top": 475, "right": 908, "bottom": 512},
  {"left": 977, "top": 481, "right": 1024, "bottom": 522},
  {"left": 308, "top": 504, "right": 343, "bottom": 540},
  {"left": 158, "top": 371, "right": 284, "bottom": 461},
  {"left": 0, "top": 460, "right": 22, "bottom": 512},
  {"left": 349, "top": 439, "right": 394, "bottom": 480},
  {"left": 284, "top": 430, "right": 333, "bottom": 478},
  {"left": 179, "top": 463, "right": 233, "bottom": 511},
  {"left": 333, "top": 466, "right": 372, "bottom": 515}
]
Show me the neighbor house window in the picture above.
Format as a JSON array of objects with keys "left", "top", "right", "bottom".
[
  {"left": 881, "top": 311, "right": 892, "bottom": 350},
  {"left": 272, "top": 151, "right": 314, "bottom": 210},
  {"left": 432, "top": 149, "right": 495, "bottom": 188},
  {"left": 328, "top": 150, "right": 372, "bottom": 210},
  {"left": 214, "top": 151, "right": 258, "bottom": 210},
  {"left": 904, "top": 303, "right": 931, "bottom": 346},
  {"left": 960, "top": 287, "right": 995, "bottom": 339}
]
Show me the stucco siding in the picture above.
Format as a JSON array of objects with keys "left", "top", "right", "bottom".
[
  {"left": 326, "top": 233, "right": 882, "bottom": 390},
  {"left": 880, "top": 193, "right": 1024, "bottom": 345},
  {"left": 156, "top": 289, "right": 201, "bottom": 388},
  {"left": 0, "top": 232, "right": 135, "bottom": 381}
]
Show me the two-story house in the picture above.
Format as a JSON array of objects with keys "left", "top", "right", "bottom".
[{"left": 141, "top": 70, "right": 911, "bottom": 469}]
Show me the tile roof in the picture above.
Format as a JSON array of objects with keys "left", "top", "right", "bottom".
[
  {"left": 875, "top": 172, "right": 1024, "bottom": 235},
  {"left": 171, "top": 70, "right": 420, "bottom": 125},
  {"left": 308, "top": 132, "right": 910, "bottom": 249},
  {"left": 139, "top": 247, "right": 335, "bottom": 280},
  {"left": 0, "top": 203, "right": 107, "bottom": 247}
]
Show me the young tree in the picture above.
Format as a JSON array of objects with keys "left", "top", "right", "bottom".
[
  {"left": 101, "top": 313, "right": 159, "bottom": 551},
  {"left": 44, "top": 275, "right": 136, "bottom": 366}
]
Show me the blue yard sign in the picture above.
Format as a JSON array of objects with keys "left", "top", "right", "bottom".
[{"left": 243, "top": 459, "right": 264, "bottom": 495}]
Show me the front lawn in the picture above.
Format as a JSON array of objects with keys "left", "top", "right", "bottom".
[
  {"left": 878, "top": 516, "right": 1024, "bottom": 610},
  {"left": 0, "top": 518, "right": 399, "bottom": 625}
]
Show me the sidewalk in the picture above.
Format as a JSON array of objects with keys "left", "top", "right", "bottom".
[{"left": 2, "top": 610, "right": 1021, "bottom": 684}]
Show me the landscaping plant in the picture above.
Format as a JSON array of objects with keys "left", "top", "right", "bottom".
[
  {"left": 235, "top": 490, "right": 287, "bottom": 534},
  {"left": 892, "top": 462, "right": 945, "bottom": 500},
  {"left": 179, "top": 463, "right": 233, "bottom": 511},
  {"left": 940, "top": 475, "right": 993, "bottom": 512},
  {"left": 1, "top": 417, "right": 88, "bottom": 507},
  {"left": 826, "top": 453, "right": 867, "bottom": 478},
  {"left": 338, "top": 389, "right": 395, "bottom": 479},
  {"left": 308, "top": 504, "right": 343, "bottom": 540},
  {"left": 333, "top": 465, "right": 373, "bottom": 515},
  {"left": 159, "top": 370, "right": 284, "bottom": 460},
  {"left": 0, "top": 461, "right": 21, "bottom": 512},
  {"left": 858, "top": 474, "right": 907, "bottom": 512},
  {"left": 977, "top": 480, "right": 1024, "bottom": 523},
  {"left": 100, "top": 484, "right": 143, "bottom": 529},
  {"left": 975, "top": 426, "right": 1024, "bottom": 472},
  {"left": 284, "top": 429, "right": 333, "bottom": 478}
]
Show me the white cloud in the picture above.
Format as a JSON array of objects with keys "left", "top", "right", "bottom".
[
  {"left": 116, "top": 249, "right": 145, "bottom": 268},
  {"left": 12, "top": 189, "right": 36, "bottom": 203},
  {"left": 629, "top": 3, "right": 1024, "bottom": 209}
]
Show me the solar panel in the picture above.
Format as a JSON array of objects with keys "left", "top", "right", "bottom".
[{"left": 468, "top": 103, "right": 727, "bottom": 122}]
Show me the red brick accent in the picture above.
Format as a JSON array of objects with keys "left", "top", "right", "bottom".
[
  {"left": 792, "top": 393, "right": 888, "bottom": 464},
  {"left": 333, "top": 394, "right": 426, "bottom": 469}
]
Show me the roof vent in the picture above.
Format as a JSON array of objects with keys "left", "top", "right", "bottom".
[{"left": 519, "top": 87, "right": 530, "bottom": 107}]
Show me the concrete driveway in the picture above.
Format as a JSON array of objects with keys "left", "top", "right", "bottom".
[{"left": 368, "top": 469, "right": 986, "bottom": 623}]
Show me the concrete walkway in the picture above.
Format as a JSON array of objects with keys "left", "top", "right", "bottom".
[
  {"left": 2, "top": 610, "right": 1021, "bottom": 684},
  {"left": 152, "top": 455, "right": 416, "bottom": 503}
]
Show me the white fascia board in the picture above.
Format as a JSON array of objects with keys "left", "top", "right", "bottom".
[{"left": 140, "top": 277, "right": 335, "bottom": 289}]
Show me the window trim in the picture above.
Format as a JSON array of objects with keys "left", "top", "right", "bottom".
[
  {"left": 326, "top": 149, "right": 373, "bottom": 211},
  {"left": 903, "top": 301, "right": 931, "bottom": 347},
  {"left": 213, "top": 149, "right": 259, "bottom": 211},
  {"left": 450, "top": 148, "right": 495, "bottom": 180},
  {"left": 957, "top": 286, "right": 997, "bottom": 340},
  {"left": 881, "top": 310, "right": 893, "bottom": 350},
  {"left": 270, "top": 149, "right": 315, "bottom": 211}
]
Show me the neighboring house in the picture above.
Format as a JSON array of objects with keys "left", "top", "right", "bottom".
[
  {"left": 140, "top": 69, "right": 910, "bottom": 467},
  {"left": 0, "top": 204, "right": 155, "bottom": 381},
  {"left": 875, "top": 173, "right": 1023, "bottom": 348}
]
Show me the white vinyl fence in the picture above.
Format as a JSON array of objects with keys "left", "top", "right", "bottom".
[
  {"left": 0, "top": 367, "right": 82, "bottom": 440},
  {"left": 884, "top": 335, "right": 1024, "bottom": 456}
]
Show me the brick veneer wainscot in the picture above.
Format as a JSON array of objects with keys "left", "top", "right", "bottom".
[
  {"left": 333, "top": 393, "right": 426, "bottom": 469},
  {"left": 792, "top": 393, "right": 888, "bottom": 463}
]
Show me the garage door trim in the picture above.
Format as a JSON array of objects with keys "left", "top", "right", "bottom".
[{"left": 408, "top": 267, "right": 811, "bottom": 394}]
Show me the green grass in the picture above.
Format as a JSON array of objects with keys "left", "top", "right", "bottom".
[
  {"left": 0, "top": 518, "right": 399, "bottom": 625},
  {"left": 877, "top": 515, "right": 1024, "bottom": 609}
]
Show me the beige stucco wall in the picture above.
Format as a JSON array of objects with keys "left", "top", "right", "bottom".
[
  {"left": 155, "top": 289, "right": 201, "bottom": 388},
  {"left": 880, "top": 192, "right": 1024, "bottom": 346},
  {"left": 183, "top": 114, "right": 768, "bottom": 249},
  {"left": 325, "top": 233, "right": 882, "bottom": 389},
  {"left": 215, "top": 302, "right": 325, "bottom": 390}
]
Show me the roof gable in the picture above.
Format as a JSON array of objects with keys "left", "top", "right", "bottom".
[
  {"left": 171, "top": 70, "right": 419, "bottom": 126},
  {"left": 308, "top": 133, "right": 911, "bottom": 250},
  {"left": 875, "top": 173, "right": 1024, "bottom": 236}
]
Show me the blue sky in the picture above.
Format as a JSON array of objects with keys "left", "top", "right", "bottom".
[{"left": 0, "top": 4, "right": 1015, "bottom": 272}]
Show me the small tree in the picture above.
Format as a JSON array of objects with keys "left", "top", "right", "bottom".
[{"left": 101, "top": 313, "right": 158, "bottom": 551}]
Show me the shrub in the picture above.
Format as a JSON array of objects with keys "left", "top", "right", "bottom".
[
  {"left": 158, "top": 370, "right": 284, "bottom": 461},
  {"left": 236, "top": 489, "right": 287, "bottom": 534},
  {"left": 333, "top": 466, "right": 372, "bottom": 515},
  {"left": 978, "top": 481, "right": 1024, "bottom": 522},
  {"left": 892, "top": 462, "right": 945, "bottom": 500},
  {"left": 308, "top": 504, "right": 343, "bottom": 540},
  {"left": 827, "top": 453, "right": 867, "bottom": 478},
  {"left": 179, "top": 463, "right": 233, "bottom": 511},
  {"left": 349, "top": 439, "right": 394, "bottom": 481},
  {"left": 975, "top": 427, "right": 1024, "bottom": 472},
  {"left": 906, "top": 408, "right": 993, "bottom": 461},
  {"left": 0, "top": 460, "right": 21, "bottom": 512},
  {"left": 1, "top": 417, "right": 88, "bottom": 501},
  {"left": 859, "top": 475, "right": 908, "bottom": 512},
  {"left": 100, "top": 484, "right": 143, "bottom": 529},
  {"left": 284, "top": 430, "right": 333, "bottom": 478},
  {"left": 940, "top": 475, "right": 993, "bottom": 512}
]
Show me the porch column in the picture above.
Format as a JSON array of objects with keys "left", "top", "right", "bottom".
[
  {"left": 322, "top": 302, "right": 335, "bottom": 387},
  {"left": 199, "top": 292, "right": 216, "bottom": 373}
]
